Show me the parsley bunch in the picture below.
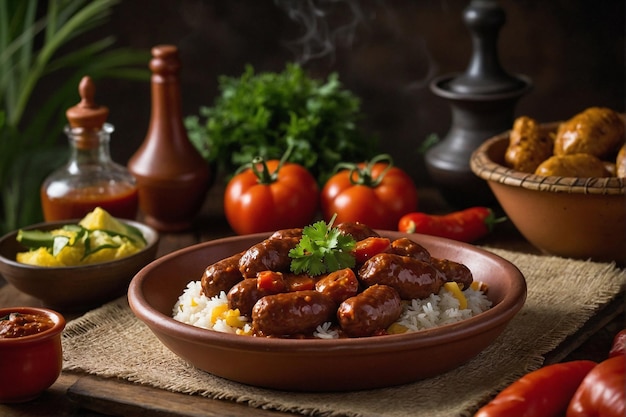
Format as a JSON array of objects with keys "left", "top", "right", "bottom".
[
  {"left": 185, "top": 63, "right": 378, "bottom": 184},
  {"left": 289, "top": 216, "right": 356, "bottom": 276}
]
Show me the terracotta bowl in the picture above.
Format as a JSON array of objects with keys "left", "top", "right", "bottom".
[
  {"left": 470, "top": 123, "right": 626, "bottom": 264},
  {"left": 128, "top": 231, "right": 526, "bottom": 392},
  {"left": 0, "top": 220, "right": 159, "bottom": 312},
  {"left": 0, "top": 307, "right": 65, "bottom": 403}
]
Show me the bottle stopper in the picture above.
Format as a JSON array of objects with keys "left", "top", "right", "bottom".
[
  {"left": 149, "top": 44, "right": 181, "bottom": 77},
  {"left": 66, "top": 76, "right": 109, "bottom": 130}
]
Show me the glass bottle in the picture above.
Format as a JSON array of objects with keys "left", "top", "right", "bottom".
[
  {"left": 40, "top": 76, "right": 139, "bottom": 221},
  {"left": 128, "top": 45, "right": 211, "bottom": 232}
]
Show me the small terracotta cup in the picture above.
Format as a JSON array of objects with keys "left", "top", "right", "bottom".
[{"left": 0, "top": 307, "right": 65, "bottom": 403}]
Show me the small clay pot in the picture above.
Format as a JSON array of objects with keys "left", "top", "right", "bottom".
[{"left": 0, "top": 307, "right": 66, "bottom": 403}]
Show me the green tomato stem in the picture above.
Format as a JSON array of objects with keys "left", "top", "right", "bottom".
[
  {"left": 334, "top": 153, "right": 394, "bottom": 187},
  {"left": 249, "top": 142, "right": 296, "bottom": 185}
]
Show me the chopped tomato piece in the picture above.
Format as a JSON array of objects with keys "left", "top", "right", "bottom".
[
  {"left": 256, "top": 271, "right": 286, "bottom": 293},
  {"left": 353, "top": 237, "right": 391, "bottom": 264}
]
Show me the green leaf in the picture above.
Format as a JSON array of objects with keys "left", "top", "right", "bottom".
[
  {"left": 289, "top": 217, "right": 356, "bottom": 276},
  {"left": 185, "top": 63, "right": 379, "bottom": 185}
]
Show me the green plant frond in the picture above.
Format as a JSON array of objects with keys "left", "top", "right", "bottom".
[
  {"left": 0, "top": 0, "right": 148, "bottom": 234},
  {"left": 19, "top": 79, "right": 78, "bottom": 148},
  {"left": 40, "top": 0, "right": 119, "bottom": 64},
  {"left": 44, "top": 36, "right": 116, "bottom": 73},
  {"left": 0, "top": 8, "right": 43, "bottom": 66},
  {"left": 1, "top": 147, "right": 66, "bottom": 231},
  {"left": 2, "top": 1, "right": 32, "bottom": 42},
  {"left": 47, "top": 0, "right": 93, "bottom": 38},
  {"left": 45, "top": 42, "right": 150, "bottom": 80},
  {"left": 53, "top": 46, "right": 151, "bottom": 74},
  {"left": 0, "top": 20, "right": 48, "bottom": 112},
  {"left": 18, "top": 1, "right": 38, "bottom": 82},
  {"left": 17, "top": 50, "right": 149, "bottom": 149},
  {"left": 10, "top": 0, "right": 121, "bottom": 126},
  {"left": 88, "top": 68, "right": 151, "bottom": 81},
  {"left": 0, "top": 3, "right": 8, "bottom": 52}
]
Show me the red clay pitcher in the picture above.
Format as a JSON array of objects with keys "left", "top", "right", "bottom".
[{"left": 128, "top": 45, "right": 211, "bottom": 232}]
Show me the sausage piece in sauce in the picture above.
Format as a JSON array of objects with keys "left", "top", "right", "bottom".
[
  {"left": 252, "top": 290, "right": 336, "bottom": 337},
  {"left": 269, "top": 228, "right": 303, "bottom": 240},
  {"left": 227, "top": 278, "right": 277, "bottom": 317},
  {"left": 201, "top": 252, "right": 245, "bottom": 297},
  {"left": 335, "top": 222, "right": 380, "bottom": 241},
  {"left": 359, "top": 253, "right": 444, "bottom": 300},
  {"left": 389, "top": 237, "right": 431, "bottom": 263},
  {"left": 429, "top": 257, "right": 473, "bottom": 290},
  {"left": 337, "top": 284, "right": 402, "bottom": 337},
  {"left": 315, "top": 268, "right": 360, "bottom": 305},
  {"left": 239, "top": 235, "right": 300, "bottom": 278}
]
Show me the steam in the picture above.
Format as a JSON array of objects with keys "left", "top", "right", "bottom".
[
  {"left": 274, "top": 0, "right": 441, "bottom": 93},
  {"left": 274, "top": 0, "right": 375, "bottom": 64}
]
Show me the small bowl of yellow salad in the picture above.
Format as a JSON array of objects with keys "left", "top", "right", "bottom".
[{"left": 0, "top": 208, "right": 159, "bottom": 312}]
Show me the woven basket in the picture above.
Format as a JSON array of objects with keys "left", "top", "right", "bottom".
[{"left": 470, "top": 122, "right": 625, "bottom": 196}]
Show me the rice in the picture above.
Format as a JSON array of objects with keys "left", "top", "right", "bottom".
[
  {"left": 172, "top": 281, "right": 492, "bottom": 339},
  {"left": 172, "top": 281, "right": 253, "bottom": 335},
  {"left": 393, "top": 286, "right": 492, "bottom": 333}
]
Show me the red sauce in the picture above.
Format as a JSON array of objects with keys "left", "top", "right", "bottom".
[
  {"left": 41, "top": 184, "right": 139, "bottom": 221},
  {"left": 0, "top": 312, "right": 55, "bottom": 338}
]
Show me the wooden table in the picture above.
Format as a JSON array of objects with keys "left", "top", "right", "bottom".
[{"left": 1, "top": 188, "right": 623, "bottom": 417}]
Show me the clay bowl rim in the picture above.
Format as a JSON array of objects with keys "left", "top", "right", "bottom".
[
  {"left": 128, "top": 231, "right": 527, "bottom": 354},
  {"left": 0, "top": 218, "right": 160, "bottom": 273},
  {"left": 470, "top": 121, "right": 625, "bottom": 196},
  {"left": 0, "top": 306, "right": 66, "bottom": 344}
]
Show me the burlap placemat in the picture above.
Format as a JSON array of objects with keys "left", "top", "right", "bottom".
[{"left": 62, "top": 248, "right": 625, "bottom": 417}]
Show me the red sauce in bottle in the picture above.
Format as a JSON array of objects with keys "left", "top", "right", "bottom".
[
  {"left": 40, "top": 76, "right": 139, "bottom": 221},
  {"left": 41, "top": 184, "right": 138, "bottom": 221}
]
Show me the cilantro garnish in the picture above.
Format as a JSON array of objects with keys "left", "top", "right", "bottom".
[{"left": 289, "top": 215, "right": 356, "bottom": 276}]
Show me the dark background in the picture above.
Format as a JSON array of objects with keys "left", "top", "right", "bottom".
[{"left": 37, "top": 0, "right": 626, "bottom": 186}]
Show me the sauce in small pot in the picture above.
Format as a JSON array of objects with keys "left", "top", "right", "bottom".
[{"left": 0, "top": 312, "right": 55, "bottom": 338}]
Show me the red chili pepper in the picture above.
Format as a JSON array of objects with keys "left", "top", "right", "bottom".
[
  {"left": 474, "top": 360, "right": 597, "bottom": 417},
  {"left": 353, "top": 237, "right": 391, "bottom": 264},
  {"left": 608, "top": 329, "right": 626, "bottom": 358},
  {"left": 398, "top": 207, "right": 506, "bottom": 243},
  {"left": 566, "top": 355, "right": 625, "bottom": 417}
]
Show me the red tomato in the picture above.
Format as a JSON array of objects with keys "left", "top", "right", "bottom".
[
  {"left": 224, "top": 158, "right": 319, "bottom": 235},
  {"left": 321, "top": 155, "right": 418, "bottom": 230}
]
